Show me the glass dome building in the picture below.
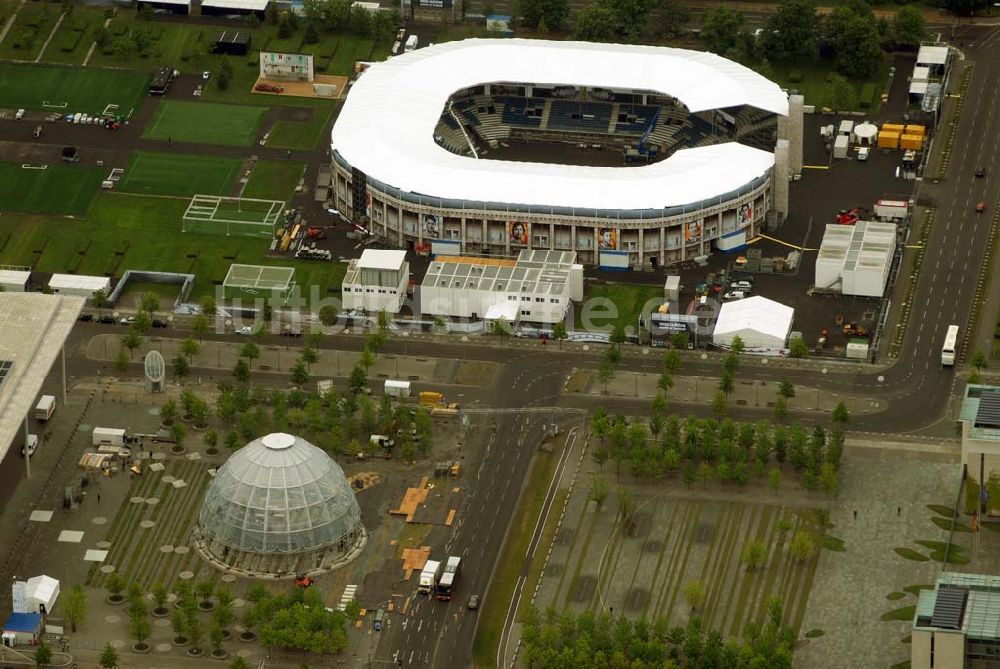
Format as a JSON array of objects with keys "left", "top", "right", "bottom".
[{"left": 196, "top": 432, "right": 365, "bottom": 576}]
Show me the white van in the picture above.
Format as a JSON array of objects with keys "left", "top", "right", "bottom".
[
  {"left": 729, "top": 280, "right": 752, "bottom": 291},
  {"left": 723, "top": 290, "right": 748, "bottom": 301},
  {"left": 857, "top": 147, "right": 870, "bottom": 161},
  {"left": 21, "top": 434, "right": 38, "bottom": 457}
]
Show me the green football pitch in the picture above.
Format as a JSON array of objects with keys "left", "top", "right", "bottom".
[
  {"left": 0, "top": 63, "right": 149, "bottom": 115},
  {"left": 117, "top": 152, "right": 242, "bottom": 197},
  {"left": 0, "top": 162, "right": 104, "bottom": 215},
  {"left": 144, "top": 101, "right": 267, "bottom": 147}
]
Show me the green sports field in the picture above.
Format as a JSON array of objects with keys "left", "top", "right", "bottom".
[
  {"left": 144, "top": 101, "right": 267, "bottom": 147},
  {"left": 0, "top": 194, "right": 344, "bottom": 300},
  {"left": 242, "top": 161, "right": 304, "bottom": 200},
  {"left": 0, "top": 162, "right": 104, "bottom": 215},
  {"left": 0, "top": 62, "right": 149, "bottom": 115},
  {"left": 118, "top": 152, "right": 242, "bottom": 197}
]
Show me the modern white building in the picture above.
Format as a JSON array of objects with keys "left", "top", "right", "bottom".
[
  {"left": 814, "top": 221, "right": 897, "bottom": 297},
  {"left": 959, "top": 384, "right": 1000, "bottom": 490},
  {"left": 912, "top": 572, "right": 1000, "bottom": 669},
  {"left": 0, "top": 269, "right": 29, "bottom": 292},
  {"left": 47, "top": 274, "right": 111, "bottom": 299},
  {"left": 341, "top": 249, "right": 410, "bottom": 314},
  {"left": 420, "top": 250, "right": 583, "bottom": 325},
  {"left": 712, "top": 295, "right": 793, "bottom": 351}
]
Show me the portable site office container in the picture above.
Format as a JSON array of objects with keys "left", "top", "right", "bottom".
[
  {"left": 34, "top": 396, "right": 55, "bottom": 421},
  {"left": 384, "top": 380, "right": 411, "bottom": 398},
  {"left": 833, "top": 135, "right": 849, "bottom": 159},
  {"left": 92, "top": 427, "right": 126, "bottom": 447}
]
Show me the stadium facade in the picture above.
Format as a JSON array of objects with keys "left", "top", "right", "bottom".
[{"left": 330, "top": 40, "right": 804, "bottom": 269}]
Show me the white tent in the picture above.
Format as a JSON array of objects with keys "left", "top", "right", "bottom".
[
  {"left": 853, "top": 122, "right": 878, "bottom": 145},
  {"left": 712, "top": 296, "right": 793, "bottom": 351},
  {"left": 25, "top": 575, "right": 59, "bottom": 614}
]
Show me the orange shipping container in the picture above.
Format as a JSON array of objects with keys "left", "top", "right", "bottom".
[
  {"left": 881, "top": 123, "right": 905, "bottom": 134},
  {"left": 878, "top": 131, "right": 900, "bottom": 149},
  {"left": 900, "top": 134, "right": 924, "bottom": 150},
  {"left": 904, "top": 124, "right": 926, "bottom": 136}
]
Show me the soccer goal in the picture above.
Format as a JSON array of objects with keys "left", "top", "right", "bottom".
[
  {"left": 182, "top": 194, "right": 284, "bottom": 238},
  {"left": 223, "top": 264, "right": 296, "bottom": 301}
]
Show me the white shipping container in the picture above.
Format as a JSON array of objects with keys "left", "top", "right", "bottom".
[
  {"left": 92, "top": 427, "right": 126, "bottom": 447},
  {"left": 833, "top": 135, "right": 849, "bottom": 159},
  {"left": 874, "top": 199, "right": 908, "bottom": 221},
  {"left": 384, "top": 380, "right": 411, "bottom": 398}
]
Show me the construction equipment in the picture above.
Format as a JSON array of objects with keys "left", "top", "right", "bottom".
[
  {"left": 306, "top": 226, "right": 327, "bottom": 240},
  {"left": 295, "top": 574, "right": 314, "bottom": 588},
  {"left": 842, "top": 323, "right": 869, "bottom": 337}
]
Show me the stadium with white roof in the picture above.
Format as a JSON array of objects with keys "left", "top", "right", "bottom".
[{"left": 330, "top": 39, "right": 803, "bottom": 270}]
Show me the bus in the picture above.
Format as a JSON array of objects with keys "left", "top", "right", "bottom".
[
  {"left": 942, "top": 325, "right": 959, "bottom": 366},
  {"left": 436, "top": 556, "right": 461, "bottom": 601}
]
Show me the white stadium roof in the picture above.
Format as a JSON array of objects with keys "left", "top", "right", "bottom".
[{"left": 332, "top": 39, "right": 789, "bottom": 212}]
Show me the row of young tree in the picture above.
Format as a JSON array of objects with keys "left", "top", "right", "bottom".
[
  {"left": 514, "top": 0, "right": 926, "bottom": 82},
  {"left": 520, "top": 596, "right": 794, "bottom": 668}
]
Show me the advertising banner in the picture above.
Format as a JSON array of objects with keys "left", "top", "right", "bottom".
[
  {"left": 509, "top": 221, "right": 528, "bottom": 245},
  {"left": 598, "top": 228, "right": 617, "bottom": 250}
]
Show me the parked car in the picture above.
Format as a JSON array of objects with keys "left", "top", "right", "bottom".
[
  {"left": 729, "top": 280, "right": 752, "bottom": 291},
  {"left": 235, "top": 325, "right": 254, "bottom": 335},
  {"left": 97, "top": 315, "right": 116, "bottom": 325},
  {"left": 14, "top": 108, "right": 24, "bottom": 120},
  {"left": 723, "top": 290, "right": 748, "bottom": 301},
  {"left": 976, "top": 167, "right": 986, "bottom": 178},
  {"left": 467, "top": 594, "right": 480, "bottom": 610},
  {"left": 78, "top": 313, "right": 94, "bottom": 322},
  {"left": 977, "top": 201, "right": 986, "bottom": 213},
  {"left": 120, "top": 316, "right": 135, "bottom": 325},
  {"left": 21, "top": 433, "right": 38, "bottom": 457},
  {"left": 152, "top": 319, "right": 168, "bottom": 328}
]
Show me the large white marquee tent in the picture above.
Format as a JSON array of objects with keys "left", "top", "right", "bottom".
[{"left": 712, "top": 296, "right": 794, "bottom": 351}]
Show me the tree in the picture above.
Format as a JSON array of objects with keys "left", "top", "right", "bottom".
[
  {"left": 820, "top": 462, "right": 839, "bottom": 497},
  {"left": 492, "top": 317, "right": 512, "bottom": 344},
  {"left": 832, "top": 400, "right": 850, "bottom": 425},
  {"left": 518, "top": 0, "right": 571, "bottom": 30},
  {"left": 656, "top": 0, "right": 690, "bottom": 37},
  {"left": 711, "top": 390, "right": 728, "bottom": 418},
  {"left": 718, "top": 371, "right": 735, "bottom": 397},
  {"left": 114, "top": 346, "right": 129, "bottom": 373},
  {"left": 684, "top": 580, "right": 706, "bottom": 611},
  {"left": 106, "top": 573, "right": 126, "bottom": 603},
  {"left": 602, "top": 0, "right": 655, "bottom": 40},
  {"left": 129, "top": 609, "right": 151, "bottom": 650},
  {"left": 217, "top": 58, "right": 233, "bottom": 91},
  {"left": 617, "top": 486, "right": 636, "bottom": 531},
  {"left": 151, "top": 582, "right": 169, "bottom": 615},
  {"left": 291, "top": 359, "right": 310, "bottom": 386},
  {"left": 788, "top": 530, "right": 815, "bottom": 561},
  {"left": 597, "top": 359, "right": 615, "bottom": 394},
  {"left": 773, "top": 395, "right": 788, "bottom": 422},
  {"left": 35, "top": 639, "right": 51, "bottom": 668},
  {"left": 319, "top": 304, "right": 339, "bottom": 326},
  {"left": 226, "top": 429, "right": 241, "bottom": 451},
  {"left": 767, "top": 467, "right": 782, "bottom": 494},
  {"left": 132, "top": 311, "right": 151, "bottom": 334},
  {"left": 239, "top": 341, "right": 260, "bottom": 369},
  {"left": 64, "top": 584, "right": 87, "bottom": 632},
  {"left": 741, "top": 540, "right": 767, "bottom": 571},
  {"left": 762, "top": 0, "right": 819, "bottom": 61},
  {"left": 701, "top": 5, "right": 744, "bottom": 55},
  {"left": 195, "top": 579, "right": 215, "bottom": 609},
  {"left": 233, "top": 358, "right": 251, "bottom": 384},
  {"left": 92, "top": 288, "right": 109, "bottom": 316},
  {"left": 778, "top": 380, "right": 796, "bottom": 399},
  {"left": 892, "top": 4, "right": 924, "bottom": 47},
  {"left": 301, "top": 345, "right": 319, "bottom": 371},
  {"left": 173, "top": 354, "right": 190, "bottom": 382},
  {"left": 122, "top": 330, "right": 142, "bottom": 360},
  {"left": 203, "top": 429, "right": 219, "bottom": 454},
  {"left": 551, "top": 321, "right": 568, "bottom": 349},
  {"left": 788, "top": 337, "right": 809, "bottom": 358},
  {"left": 179, "top": 337, "right": 200, "bottom": 362},
  {"left": 172, "top": 422, "right": 186, "bottom": 448},
  {"left": 160, "top": 398, "right": 177, "bottom": 425},
  {"left": 140, "top": 292, "right": 160, "bottom": 319},
  {"left": 973, "top": 349, "right": 989, "bottom": 371},
  {"left": 349, "top": 365, "right": 367, "bottom": 395},
  {"left": 823, "top": 5, "right": 882, "bottom": 79},
  {"left": 824, "top": 72, "right": 858, "bottom": 111},
  {"left": 230, "top": 657, "right": 249, "bottom": 669},
  {"left": 590, "top": 476, "right": 608, "bottom": 505},
  {"left": 99, "top": 643, "right": 119, "bottom": 669},
  {"left": 200, "top": 295, "right": 217, "bottom": 317},
  {"left": 573, "top": 3, "right": 617, "bottom": 42},
  {"left": 191, "top": 313, "right": 210, "bottom": 341},
  {"left": 188, "top": 610, "right": 205, "bottom": 653}
]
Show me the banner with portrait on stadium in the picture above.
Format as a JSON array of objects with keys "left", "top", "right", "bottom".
[
  {"left": 598, "top": 228, "right": 617, "bottom": 250},
  {"left": 422, "top": 213, "right": 440, "bottom": 239},
  {"left": 737, "top": 203, "right": 753, "bottom": 229},
  {"left": 684, "top": 220, "right": 702, "bottom": 242},
  {"left": 509, "top": 221, "right": 529, "bottom": 245}
]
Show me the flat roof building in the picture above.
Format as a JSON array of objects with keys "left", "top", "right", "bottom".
[
  {"left": 342, "top": 249, "right": 409, "bottom": 314},
  {"left": 912, "top": 572, "right": 1000, "bottom": 669},
  {"left": 959, "top": 384, "right": 1000, "bottom": 496},
  {"left": 0, "top": 268, "right": 30, "bottom": 292},
  {"left": 420, "top": 250, "right": 583, "bottom": 326},
  {"left": 48, "top": 273, "right": 111, "bottom": 299}
]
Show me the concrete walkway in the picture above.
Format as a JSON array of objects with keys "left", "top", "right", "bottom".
[
  {"left": 81, "top": 16, "right": 112, "bottom": 67},
  {"left": 0, "top": 0, "right": 26, "bottom": 49},
  {"left": 34, "top": 11, "right": 65, "bottom": 63}
]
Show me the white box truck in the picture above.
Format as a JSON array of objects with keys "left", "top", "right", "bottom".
[
  {"left": 418, "top": 560, "right": 442, "bottom": 595},
  {"left": 93, "top": 427, "right": 126, "bottom": 448},
  {"left": 384, "top": 380, "right": 411, "bottom": 398},
  {"left": 34, "top": 395, "right": 56, "bottom": 421},
  {"left": 873, "top": 198, "right": 908, "bottom": 222}
]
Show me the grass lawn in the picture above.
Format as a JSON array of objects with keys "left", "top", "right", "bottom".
[
  {"left": 0, "top": 193, "right": 344, "bottom": 301},
  {"left": 577, "top": 282, "right": 664, "bottom": 333},
  {"left": 473, "top": 444, "right": 560, "bottom": 668},
  {"left": 242, "top": 160, "right": 305, "bottom": 200},
  {"left": 0, "top": 62, "right": 149, "bottom": 115},
  {"left": 0, "top": 3, "right": 60, "bottom": 61},
  {"left": 40, "top": 7, "right": 106, "bottom": 65},
  {"left": 768, "top": 57, "right": 892, "bottom": 112},
  {"left": 87, "top": 11, "right": 212, "bottom": 69},
  {"left": 144, "top": 101, "right": 266, "bottom": 146},
  {"left": 0, "top": 162, "right": 104, "bottom": 215},
  {"left": 118, "top": 151, "right": 242, "bottom": 197},
  {"left": 267, "top": 105, "right": 335, "bottom": 150}
]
